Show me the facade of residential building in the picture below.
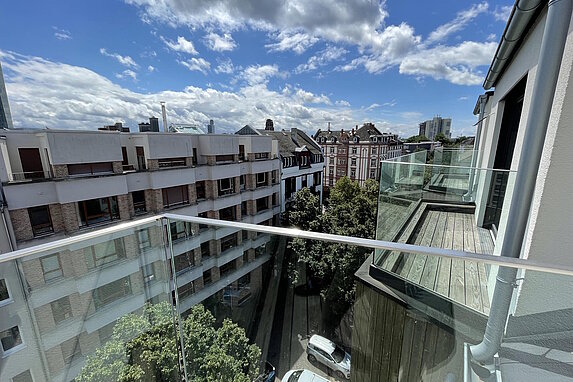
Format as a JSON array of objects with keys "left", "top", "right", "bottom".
[
  {"left": 236, "top": 120, "right": 324, "bottom": 212},
  {"left": 0, "top": 129, "right": 281, "bottom": 382},
  {"left": 353, "top": 1, "right": 573, "bottom": 381},
  {"left": 418, "top": 116, "right": 452, "bottom": 140},
  {"left": 314, "top": 123, "right": 403, "bottom": 188}
]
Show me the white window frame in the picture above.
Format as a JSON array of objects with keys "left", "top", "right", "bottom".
[{"left": 0, "top": 279, "right": 13, "bottom": 307}]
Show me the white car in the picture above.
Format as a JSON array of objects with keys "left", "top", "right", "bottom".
[
  {"left": 306, "top": 335, "right": 351, "bottom": 380},
  {"left": 283, "top": 369, "right": 329, "bottom": 382}
]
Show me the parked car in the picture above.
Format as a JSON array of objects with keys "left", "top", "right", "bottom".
[
  {"left": 306, "top": 335, "right": 351, "bottom": 380},
  {"left": 283, "top": 369, "right": 329, "bottom": 382}
]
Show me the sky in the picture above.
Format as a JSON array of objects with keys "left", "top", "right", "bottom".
[{"left": 0, "top": 0, "right": 513, "bottom": 138}]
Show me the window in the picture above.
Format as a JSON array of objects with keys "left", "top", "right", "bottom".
[
  {"left": 201, "top": 241, "right": 211, "bottom": 258},
  {"left": 174, "top": 251, "right": 195, "bottom": 273},
  {"left": 329, "top": 147, "right": 334, "bottom": 153},
  {"left": 351, "top": 158, "right": 356, "bottom": 166},
  {"left": 238, "top": 273, "right": 250, "bottom": 288},
  {"left": 28, "top": 206, "right": 53, "bottom": 236},
  {"left": 255, "top": 152, "right": 269, "bottom": 160},
  {"left": 239, "top": 175, "right": 245, "bottom": 191},
  {"left": 351, "top": 169, "right": 356, "bottom": 178},
  {"left": 219, "top": 206, "right": 237, "bottom": 221},
  {"left": 132, "top": 191, "right": 146, "bottom": 214},
  {"left": 143, "top": 263, "right": 155, "bottom": 283},
  {"left": 93, "top": 277, "right": 132, "bottom": 309},
  {"left": 329, "top": 157, "right": 334, "bottom": 164},
  {"left": 61, "top": 336, "right": 80, "bottom": 364},
  {"left": 162, "top": 185, "right": 189, "bottom": 208},
  {"left": 203, "top": 269, "right": 212, "bottom": 285},
  {"left": 241, "top": 201, "right": 247, "bottom": 216},
  {"left": 256, "top": 172, "right": 266, "bottom": 186},
  {"left": 238, "top": 145, "right": 245, "bottom": 161},
  {"left": 372, "top": 147, "right": 377, "bottom": 154},
  {"left": 370, "top": 169, "right": 376, "bottom": 179},
  {"left": 370, "top": 158, "right": 377, "bottom": 167},
  {"left": 339, "top": 159, "right": 346, "bottom": 165},
  {"left": 220, "top": 261, "right": 235, "bottom": 277},
  {"left": 41, "top": 254, "right": 63, "bottom": 281},
  {"left": 196, "top": 181, "right": 206, "bottom": 199},
  {"left": 313, "top": 172, "right": 321, "bottom": 186},
  {"left": 0, "top": 279, "right": 11, "bottom": 305},
  {"left": 256, "top": 197, "right": 269, "bottom": 212},
  {"left": 352, "top": 147, "right": 357, "bottom": 154},
  {"left": 78, "top": 197, "right": 119, "bottom": 227},
  {"left": 0, "top": 326, "right": 22, "bottom": 353},
  {"left": 170, "top": 221, "right": 192, "bottom": 241},
  {"left": 68, "top": 162, "right": 113, "bottom": 176},
  {"left": 329, "top": 167, "right": 334, "bottom": 175},
  {"left": 221, "top": 233, "right": 238, "bottom": 252},
  {"left": 85, "top": 239, "right": 126, "bottom": 269},
  {"left": 272, "top": 170, "right": 277, "bottom": 184},
  {"left": 178, "top": 281, "right": 194, "bottom": 299},
  {"left": 158, "top": 157, "right": 185, "bottom": 168},
  {"left": 98, "top": 322, "right": 115, "bottom": 343},
  {"left": 218, "top": 178, "right": 234, "bottom": 195},
  {"left": 51, "top": 296, "right": 72, "bottom": 324},
  {"left": 215, "top": 154, "right": 234, "bottom": 163},
  {"left": 12, "top": 370, "right": 33, "bottom": 382}
]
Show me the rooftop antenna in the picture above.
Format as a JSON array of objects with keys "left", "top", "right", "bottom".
[{"left": 160, "top": 101, "right": 168, "bottom": 132}]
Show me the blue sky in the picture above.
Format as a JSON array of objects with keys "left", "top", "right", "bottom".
[{"left": 0, "top": 0, "right": 513, "bottom": 137}]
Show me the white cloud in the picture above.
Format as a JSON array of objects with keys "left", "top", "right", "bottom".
[
  {"left": 295, "top": 46, "right": 347, "bottom": 73},
  {"left": 99, "top": 48, "right": 139, "bottom": 68},
  {"left": 398, "top": 41, "right": 497, "bottom": 85},
  {"left": 458, "top": 96, "right": 469, "bottom": 101},
  {"left": 487, "top": 33, "right": 497, "bottom": 42},
  {"left": 116, "top": 69, "right": 138, "bottom": 81},
  {"left": 214, "top": 58, "right": 237, "bottom": 74},
  {"left": 335, "top": 100, "right": 350, "bottom": 107},
  {"left": 161, "top": 36, "right": 198, "bottom": 55},
  {"left": 203, "top": 32, "right": 236, "bottom": 52},
  {"left": 293, "top": 89, "right": 330, "bottom": 104},
  {"left": 493, "top": 5, "right": 512, "bottom": 22},
  {"left": 53, "top": 27, "right": 72, "bottom": 40},
  {"left": 179, "top": 57, "right": 211, "bottom": 74},
  {"left": 147, "top": 65, "right": 155, "bottom": 72},
  {"left": 241, "top": 64, "right": 286, "bottom": 85},
  {"left": 1, "top": 50, "right": 361, "bottom": 134},
  {"left": 265, "top": 31, "right": 319, "bottom": 54},
  {"left": 426, "top": 2, "right": 489, "bottom": 44}
]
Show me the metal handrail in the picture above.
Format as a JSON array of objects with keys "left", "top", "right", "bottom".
[
  {"left": 380, "top": 159, "right": 517, "bottom": 173},
  {"left": 2, "top": 213, "right": 573, "bottom": 277}
]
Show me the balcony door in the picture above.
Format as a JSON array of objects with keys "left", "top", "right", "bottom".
[
  {"left": 484, "top": 77, "right": 526, "bottom": 230},
  {"left": 18, "top": 148, "right": 44, "bottom": 179}
]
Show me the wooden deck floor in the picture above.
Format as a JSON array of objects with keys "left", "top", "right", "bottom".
[{"left": 380, "top": 206, "right": 493, "bottom": 315}]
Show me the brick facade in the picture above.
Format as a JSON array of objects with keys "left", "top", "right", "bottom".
[
  {"left": 112, "top": 161, "right": 123, "bottom": 174},
  {"left": 53, "top": 164, "right": 68, "bottom": 178},
  {"left": 10, "top": 208, "right": 33, "bottom": 241},
  {"left": 117, "top": 194, "right": 131, "bottom": 220},
  {"left": 61, "top": 202, "right": 79, "bottom": 232}
]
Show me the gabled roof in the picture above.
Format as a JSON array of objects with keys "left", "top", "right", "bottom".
[
  {"left": 235, "top": 125, "right": 261, "bottom": 135},
  {"left": 314, "top": 123, "right": 385, "bottom": 141},
  {"left": 256, "top": 128, "right": 322, "bottom": 157}
]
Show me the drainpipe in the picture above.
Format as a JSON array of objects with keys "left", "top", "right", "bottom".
[{"left": 471, "top": 0, "right": 573, "bottom": 364}]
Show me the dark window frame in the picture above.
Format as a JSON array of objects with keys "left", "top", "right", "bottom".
[{"left": 28, "top": 205, "right": 53, "bottom": 237}]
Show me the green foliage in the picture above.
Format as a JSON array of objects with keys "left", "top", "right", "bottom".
[
  {"left": 404, "top": 134, "right": 429, "bottom": 143},
  {"left": 77, "top": 303, "right": 261, "bottom": 382},
  {"left": 288, "top": 177, "right": 378, "bottom": 317}
]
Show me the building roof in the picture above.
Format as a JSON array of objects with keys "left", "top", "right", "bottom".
[
  {"left": 235, "top": 124, "right": 261, "bottom": 135},
  {"left": 256, "top": 128, "right": 322, "bottom": 157},
  {"left": 168, "top": 124, "right": 206, "bottom": 134},
  {"left": 314, "top": 123, "right": 402, "bottom": 145}
]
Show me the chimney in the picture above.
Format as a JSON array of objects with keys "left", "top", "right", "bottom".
[
  {"left": 160, "top": 101, "right": 167, "bottom": 132},
  {"left": 265, "top": 119, "right": 274, "bottom": 131},
  {"left": 328, "top": 122, "right": 331, "bottom": 132},
  {"left": 208, "top": 119, "right": 215, "bottom": 134}
]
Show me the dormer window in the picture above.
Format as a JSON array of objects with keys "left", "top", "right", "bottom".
[{"left": 354, "top": 137, "right": 359, "bottom": 143}]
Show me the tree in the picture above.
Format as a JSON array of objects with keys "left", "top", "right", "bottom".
[
  {"left": 288, "top": 177, "right": 378, "bottom": 318},
  {"left": 76, "top": 303, "right": 261, "bottom": 382},
  {"left": 404, "top": 134, "right": 429, "bottom": 143}
]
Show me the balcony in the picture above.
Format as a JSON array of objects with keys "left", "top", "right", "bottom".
[{"left": 0, "top": 210, "right": 571, "bottom": 382}]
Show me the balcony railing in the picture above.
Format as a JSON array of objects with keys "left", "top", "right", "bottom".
[
  {"left": 0, "top": 213, "right": 572, "bottom": 382},
  {"left": 8, "top": 170, "right": 52, "bottom": 182}
]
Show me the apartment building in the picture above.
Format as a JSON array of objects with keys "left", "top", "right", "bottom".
[
  {"left": 314, "top": 123, "right": 403, "bottom": 188},
  {"left": 237, "top": 119, "right": 324, "bottom": 212},
  {"left": 418, "top": 115, "right": 452, "bottom": 140},
  {"left": 0, "top": 129, "right": 281, "bottom": 382},
  {"left": 352, "top": 1, "right": 573, "bottom": 380}
]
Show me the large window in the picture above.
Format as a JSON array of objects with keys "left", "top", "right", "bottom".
[
  {"left": 170, "top": 221, "right": 192, "bottom": 241},
  {"left": 162, "top": 185, "right": 189, "bottom": 208},
  {"left": 132, "top": 191, "right": 146, "bottom": 214},
  {"left": 174, "top": 251, "right": 195, "bottom": 274},
  {"left": 41, "top": 254, "right": 63, "bottom": 282},
  {"left": 137, "top": 229, "right": 151, "bottom": 251},
  {"left": 93, "top": 277, "right": 132, "bottom": 309},
  {"left": 0, "top": 279, "right": 11, "bottom": 305},
  {"left": 60, "top": 336, "right": 81, "bottom": 364},
  {"left": 85, "top": 239, "right": 126, "bottom": 269},
  {"left": 218, "top": 178, "right": 234, "bottom": 195},
  {"left": 51, "top": 296, "right": 72, "bottom": 324},
  {"left": 12, "top": 370, "right": 33, "bottom": 382},
  {"left": 221, "top": 233, "right": 237, "bottom": 252},
  {"left": 203, "top": 269, "right": 212, "bottom": 285},
  {"left": 0, "top": 326, "right": 22, "bottom": 354},
  {"left": 220, "top": 261, "right": 235, "bottom": 277},
  {"left": 158, "top": 157, "right": 185, "bottom": 168},
  {"left": 216, "top": 154, "right": 234, "bottom": 163},
  {"left": 254, "top": 152, "right": 269, "bottom": 160},
  {"left": 178, "top": 281, "right": 194, "bottom": 299},
  {"left": 68, "top": 162, "right": 113, "bottom": 176},
  {"left": 256, "top": 197, "right": 269, "bottom": 213},
  {"left": 79, "top": 197, "right": 119, "bottom": 227},
  {"left": 196, "top": 181, "right": 206, "bottom": 199},
  {"left": 201, "top": 241, "right": 211, "bottom": 258},
  {"left": 28, "top": 206, "right": 53, "bottom": 236},
  {"left": 256, "top": 172, "right": 266, "bottom": 186},
  {"left": 219, "top": 206, "right": 237, "bottom": 221}
]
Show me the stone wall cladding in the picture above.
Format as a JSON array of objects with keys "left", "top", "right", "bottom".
[
  {"left": 117, "top": 194, "right": 131, "bottom": 220},
  {"left": 49, "top": 204, "right": 65, "bottom": 233},
  {"left": 53, "top": 165, "right": 69, "bottom": 178},
  {"left": 61, "top": 202, "right": 79, "bottom": 232},
  {"left": 147, "top": 159, "right": 159, "bottom": 171},
  {"left": 206, "top": 180, "right": 218, "bottom": 199},
  {"left": 185, "top": 157, "right": 194, "bottom": 167},
  {"left": 112, "top": 161, "right": 123, "bottom": 174},
  {"left": 194, "top": 276, "right": 204, "bottom": 292},
  {"left": 10, "top": 208, "right": 33, "bottom": 241},
  {"left": 188, "top": 184, "right": 197, "bottom": 204},
  {"left": 246, "top": 174, "right": 255, "bottom": 190},
  {"left": 206, "top": 156, "right": 216, "bottom": 166}
]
